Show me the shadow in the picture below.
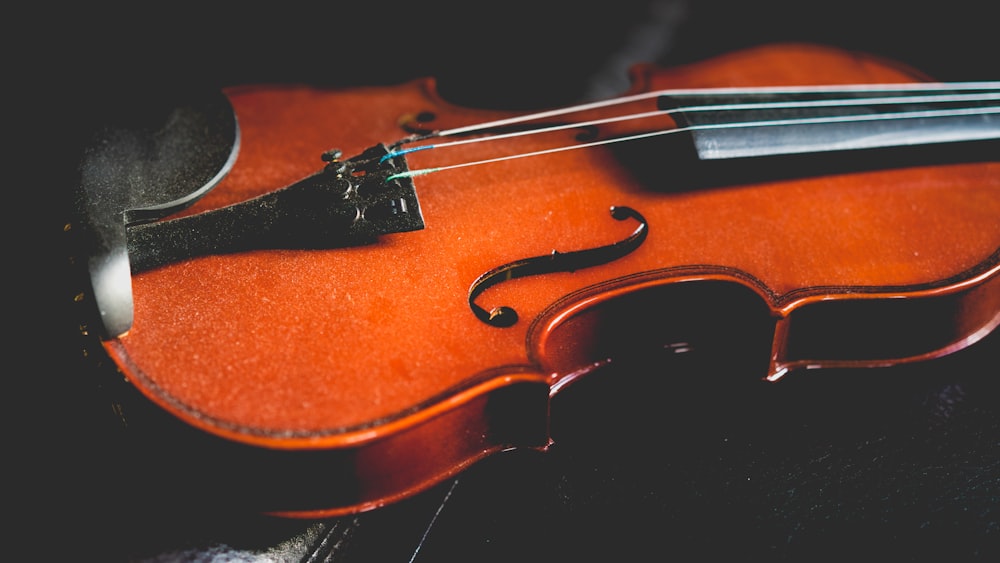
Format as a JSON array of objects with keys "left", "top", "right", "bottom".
[{"left": 609, "top": 133, "right": 999, "bottom": 194}]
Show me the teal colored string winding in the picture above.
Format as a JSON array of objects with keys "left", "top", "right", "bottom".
[
  {"left": 380, "top": 145, "right": 434, "bottom": 163},
  {"left": 386, "top": 168, "right": 440, "bottom": 182}
]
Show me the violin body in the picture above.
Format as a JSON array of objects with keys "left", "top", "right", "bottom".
[{"left": 100, "top": 43, "right": 1000, "bottom": 517}]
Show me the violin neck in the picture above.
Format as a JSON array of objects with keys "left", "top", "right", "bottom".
[{"left": 658, "top": 83, "right": 1000, "bottom": 160}]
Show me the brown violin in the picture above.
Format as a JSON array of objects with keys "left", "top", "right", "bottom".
[{"left": 72, "top": 43, "right": 1000, "bottom": 517}]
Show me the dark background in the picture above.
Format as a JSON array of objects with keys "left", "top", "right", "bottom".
[{"left": 25, "top": 1, "right": 1000, "bottom": 561}]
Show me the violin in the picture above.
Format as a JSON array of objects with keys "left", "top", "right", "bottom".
[{"left": 71, "top": 43, "right": 1000, "bottom": 518}]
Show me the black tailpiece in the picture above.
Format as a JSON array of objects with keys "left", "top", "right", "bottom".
[{"left": 126, "top": 144, "right": 425, "bottom": 273}]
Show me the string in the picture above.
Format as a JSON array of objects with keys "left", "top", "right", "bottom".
[
  {"left": 385, "top": 104, "right": 1000, "bottom": 182},
  {"left": 381, "top": 90, "right": 1000, "bottom": 163},
  {"left": 396, "top": 82, "right": 1000, "bottom": 143}
]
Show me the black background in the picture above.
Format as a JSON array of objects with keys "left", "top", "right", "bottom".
[{"left": 24, "top": 1, "right": 1000, "bottom": 561}]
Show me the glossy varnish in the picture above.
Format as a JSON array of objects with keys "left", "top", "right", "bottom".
[{"left": 106, "top": 43, "right": 1000, "bottom": 516}]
